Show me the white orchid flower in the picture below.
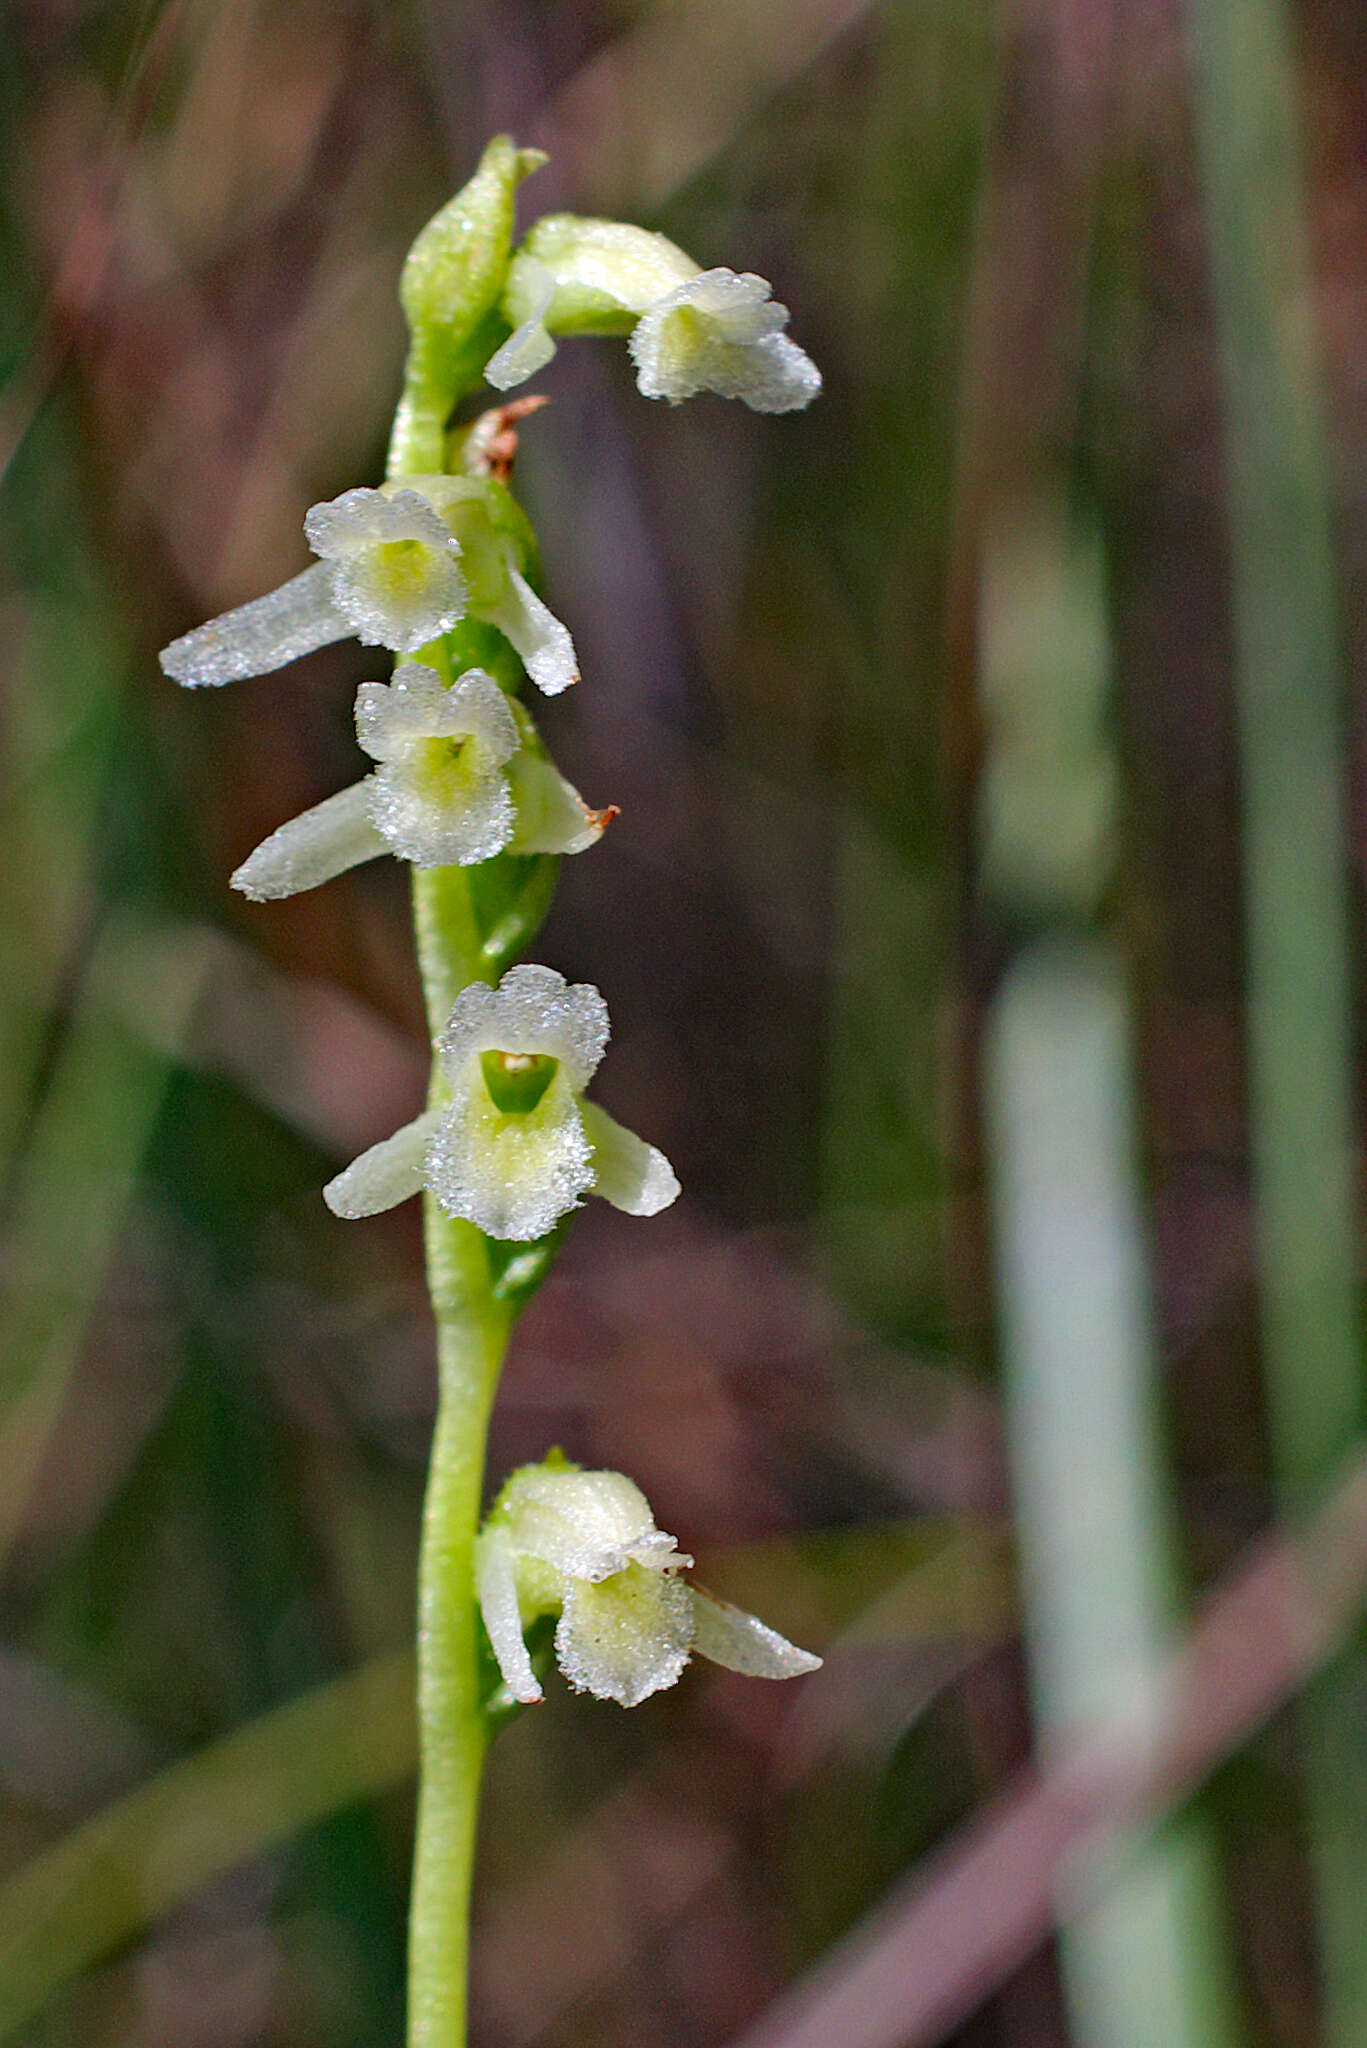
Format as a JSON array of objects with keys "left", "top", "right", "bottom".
[
  {"left": 628, "top": 269, "right": 822, "bottom": 412},
  {"left": 160, "top": 478, "right": 578, "bottom": 696},
  {"left": 231, "top": 665, "right": 609, "bottom": 901},
  {"left": 476, "top": 1460, "right": 822, "bottom": 1708},
  {"left": 487, "top": 217, "right": 819, "bottom": 415},
  {"left": 323, "top": 965, "right": 677, "bottom": 1241}
]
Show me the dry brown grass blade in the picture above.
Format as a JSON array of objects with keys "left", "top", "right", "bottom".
[{"left": 729, "top": 1445, "right": 1367, "bottom": 2048}]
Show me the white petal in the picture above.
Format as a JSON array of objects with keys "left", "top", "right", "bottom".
[
  {"left": 498, "top": 1467, "right": 675, "bottom": 1583},
  {"left": 322, "top": 1107, "right": 444, "bottom": 1219},
  {"left": 485, "top": 316, "right": 558, "bottom": 391},
  {"left": 628, "top": 270, "right": 820, "bottom": 413},
  {"left": 511, "top": 219, "right": 697, "bottom": 330},
  {"left": 484, "top": 568, "right": 579, "bottom": 695},
  {"left": 438, "top": 966, "right": 609, "bottom": 1092},
  {"left": 369, "top": 760, "right": 513, "bottom": 868},
  {"left": 580, "top": 1100, "right": 679, "bottom": 1217},
  {"left": 355, "top": 662, "right": 454, "bottom": 760},
  {"left": 231, "top": 778, "right": 387, "bottom": 900},
  {"left": 710, "top": 331, "right": 822, "bottom": 414},
  {"left": 688, "top": 1587, "right": 822, "bottom": 1680},
  {"left": 326, "top": 544, "right": 466, "bottom": 654},
  {"left": 425, "top": 1065, "right": 593, "bottom": 1241},
  {"left": 486, "top": 264, "right": 558, "bottom": 391},
  {"left": 476, "top": 1527, "right": 543, "bottom": 1705},
  {"left": 306, "top": 487, "right": 468, "bottom": 652},
  {"left": 556, "top": 1565, "right": 693, "bottom": 1707},
  {"left": 356, "top": 663, "right": 517, "bottom": 763},
  {"left": 507, "top": 752, "right": 614, "bottom": 856},
  {"left": 160, "top": 563, "right": 348, "bottom": 687},
  {"left": 305, "top": 485, "right": 452, "bottom": 557},
  {"left": 353, "top": 665, "right": 520, "bottom": 865}
]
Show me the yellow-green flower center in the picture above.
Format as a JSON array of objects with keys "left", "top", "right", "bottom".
[
  {"left": 370, "top": 537, "right": 438, "bottom": 598},
  {"left": 480, "top": 1049, "right": 559, "bottom": 1114},
  {"left": 412, "top": 734, "right": 478, "bottom": 807}
]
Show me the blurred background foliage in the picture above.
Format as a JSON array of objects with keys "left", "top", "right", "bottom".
[{"left": 3, "top": 1, "right": 1367, "bottom": 2044}]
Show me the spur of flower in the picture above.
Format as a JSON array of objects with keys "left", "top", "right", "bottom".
[
  {"left": 476, "top": 1457, "right": 822, "bottom": 1707},
  {"left": 485, "top": 216, "right": 820, "bottom": 413},
  {"left": 324, "top": 964, "right": 678, "bottom": 1241},
  {"left": 160, "top": 474, "right": 577, "bottom": 695},
  {"left": 231, "top": 663, "right": 609, "bottom": 901}
]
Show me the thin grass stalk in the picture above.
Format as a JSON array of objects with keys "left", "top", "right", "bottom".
[
  {"left": 0, "top": 1649, "right": 417, "bottom": 2044},
  {"left": 0, "top": 921, "right": 207, "bottom": 1568},
  {"left": 984, "top": 939, "right": 1239, "bottom": 2048},
  {"left": 1185, "top": 3, "right": 1367, "bottom": 2035}
]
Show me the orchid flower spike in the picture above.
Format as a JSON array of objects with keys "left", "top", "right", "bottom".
[
  {"left": 487, "top": 215, "right": 820, "bottom": 414},
  {"left": 476, "top": 1458, "right": 822, "bottom": 1707},
  {"left": 230, "top": 665, "right": 610, "bottom": 901},
  {"left": 324, "top": 965, "right": 678, "bottom": 1240},
  {"left": 160, "top": 476, "right": 577, "bottom": 696}
]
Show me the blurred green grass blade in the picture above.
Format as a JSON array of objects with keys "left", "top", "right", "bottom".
[
  {"left": 821, "top": 811, "right": 946, "bottom": 1334},
  {"left": 1187, "top": 2, "right": 1367, "bottom": 2036},
  {"left": 1188, "top": 0, "right": 1362, "bottom": 1504},
  {"left": 985, "top": 941, "right": 1240, "bottom": 2048},
  {"left": 0, "top": 921, "right": 207, "bottom": 1569},
  {"left": 0, "top": 1648, "right": 417, "bottom": 2043}
]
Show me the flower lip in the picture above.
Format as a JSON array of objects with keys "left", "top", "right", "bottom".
[
  {"left": 305, "top": 486, "right": 468, "bottom": 652},
  {"left": 357, "top": 663, "right": 519, "bottom": 869},
  {"left": 628, "top": 265, "right": 821, "bottom": 413}
]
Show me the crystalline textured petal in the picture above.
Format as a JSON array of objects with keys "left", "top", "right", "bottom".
[
  {"left": 476, "top": 1527, "right": 543, "bottom": 1704},
  {"left": 628, "top": 268, "right": 821, "bottom": 413},
  {"left": 160, "top": 562, "right": 348, "bottom": 687},
  {"left": 555, "top": 1565, "right": 693, "bottom": 1707},
  {"left": 484, "top": 568, "right": 579, "bottom": 695},
  {"left": 689, "top": 1587, "right": 822, "bottom": 1680},
  {"left": 356, "top": 665, "right": 519, "bottom": 867},
  {"left": 438, "top": 966, "right": 609, "bottom": 1092},
  {"left": 368, "top": 762, "right": 513, "bottom": 867},
  {"left": 232, "top": 778, "right": 388, "bottom": 900},
  {"left": 305, "top": 486, "right": 454, "bottom": 557},
  {"left": 424, "top": 1066, "right": 593, "bottom": 1240},
  {"left": 580, "top": 1101, "right": 679, "bottom": 1217},
  {"left": 304, "top": 487, "right": 467, "bottom": 652},
  {"left": 355, "top": 664, "right": 518, "bottom": 764},
  {"left": 485, "top": 262, "right": 557, "bottom": 390},
  {"left": 322, "top": 1108, "right": 445, "bottom": 1219},
  {"left": 498, "top": 1467, "right": 678, "bottom": 1583}
]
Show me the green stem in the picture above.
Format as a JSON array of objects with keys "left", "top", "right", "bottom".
[
  {"left": 407, "top": 866, "right": 508, "bottom": 2048},
  {"left": 406, "top": 861, "right": 511, "bottom": 2048},
  {"left": 389, "top": 307, "right": 547, "bottom": 2031},
  {"left": 408, "top": 1229, "right": 511, "bottom": 2048},
  {"left": 388, "top": 332, "right": 457, "bottom": 478}
]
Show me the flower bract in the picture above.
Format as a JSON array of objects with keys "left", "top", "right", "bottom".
[
  {"left": 323, "top": 965, "right": 678, "bottom": 1240},
  {"left": 476, "top": 1458, "right": 822, "bottom": 1707}
]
